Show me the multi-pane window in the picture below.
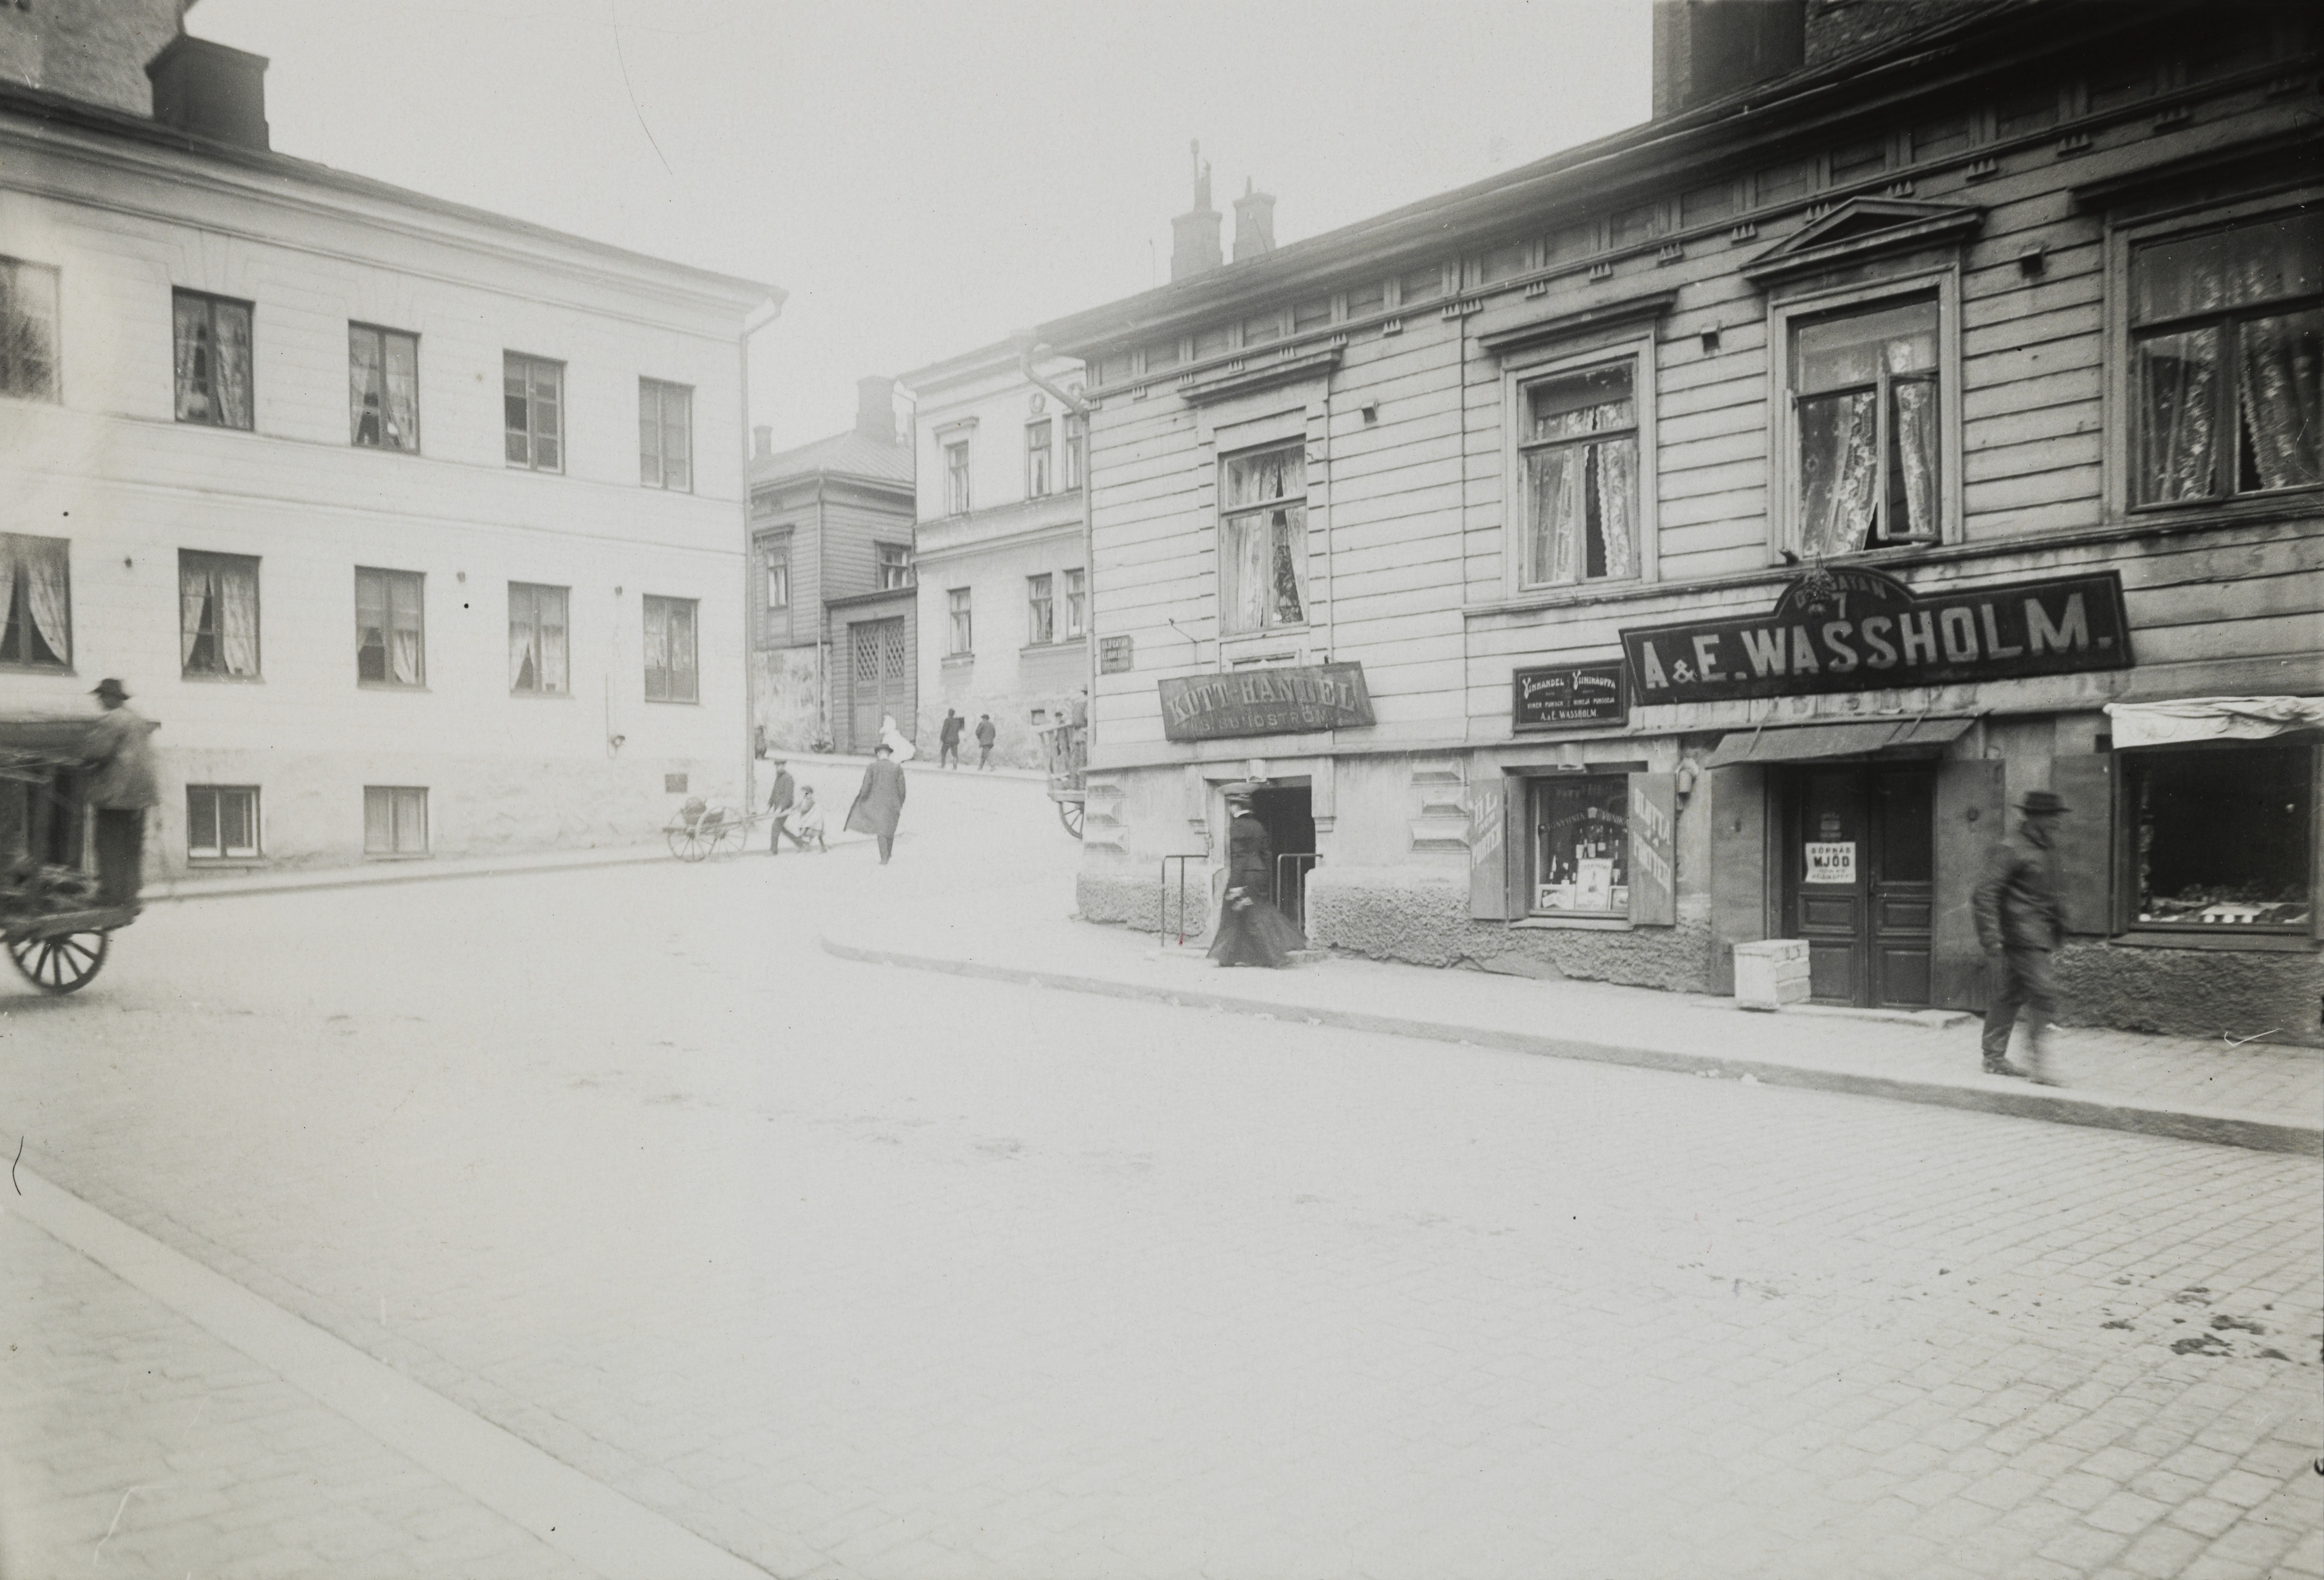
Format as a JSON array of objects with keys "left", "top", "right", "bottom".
[
  {"left": 1522, "top": 363, "right": 1640, "bottom": 586},
  {"left": 1221, "top": 444, "right": 1308, "bottom": 634},
  {"left": 508, "top": 583, "right": 568, "bottom": 695},
  {"left": 363, "top": 785, "right": 428, "bottom": 856},
  {"left": 348, "top": 324, "right": 418, "bottom": 451},
  {"left": 355, "top": 567, "right": 424, "bottom": 686},
  {"left": 878, "top": 543, "right": 914, "bottom": 590},
  {"left": 765, "top": 550, "right": 790, "bottom": 609},
  {"left": 1062, "top": 414, "right": 1085, "bottom": 489},
  {"left": 1027, "top": 573, "right": 1055, "bottom": 644},
  {"left": 0, "top": 257, "right": 60, "bottom": 401},
  {"left": 1531, "top": 776, "right": 1631, "bottom": 917},
  {"left": 186, "top": 785, "right": 259, "bottom": 860},
  {"left": 643, "top": 595, "right": 698, "bottom": 702},
  {"left": 1064, "top": 568, "right": 1086, "bottom": 639},
  {"left": 179, "top": 550, "right": 260, "bottom": 678},
  {"left": 639, "top": 377, "right": 692, "bottom": 490},
  {"left": 2131, "top": 210, "right": 2322, "bottom": 506},
  {"left": 2126, "top": 745, "right": 2312, "bottom": 930},
  {"left": 1026, "top": 419, "right": 1053, "bottom": 497},
  {"left": 1790, "top": 296, "right": 1942, "bottom": 554},
  {"left": 948, "top": 587, "right": 973, "bottom": 655},
  {"left": 0, "top": 532, "right": 70, "bottom": 668},
  {"left": 172, "top": 289, "right": 253, "bottom": 429},
  {"left": 503, "top": 353, "right": 562, "bottom": 471},
  {"left": 945, "top": 440, "right": 971, "bottom": 514}
]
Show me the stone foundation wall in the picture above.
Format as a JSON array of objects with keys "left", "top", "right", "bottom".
[
  {"left": 753, "top": 647, "right": 827, "bottom": 753},
  {"left": 2055, "top": 940, "right": 2324, "bottom": 1046}
]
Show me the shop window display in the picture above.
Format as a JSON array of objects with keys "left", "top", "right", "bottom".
[
  {"left": 2126, "top": 745, "right": 2312, "bottom": 929},
  {"left": 1531, "top": 776, "right": 1630, "bottom": 915}
]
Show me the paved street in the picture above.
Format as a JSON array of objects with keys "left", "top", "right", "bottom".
[{"left": 3, "top": 766, "right": 2318, "bottom": 1579}]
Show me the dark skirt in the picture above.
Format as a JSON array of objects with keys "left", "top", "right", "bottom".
[{"left": 1207, "top": 888, "right": 1308, "bottom": 968}]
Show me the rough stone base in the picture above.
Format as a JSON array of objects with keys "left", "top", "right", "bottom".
[
  {"left": 2055, "top": 939, "right": 2324, "bottom": 1046},
  {"left": 1078, "top": 868, "right": 1213, "bottom": 938}
]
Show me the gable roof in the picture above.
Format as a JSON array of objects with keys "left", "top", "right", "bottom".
[{"left": 750, "top": 427, "right": 914, "bottom": 491}]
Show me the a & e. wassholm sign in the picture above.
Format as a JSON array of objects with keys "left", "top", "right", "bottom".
[
  {"left": 1158, "top": 661, "right": 1376, "bottom": 742},
  {"left": 1618, "top": 565, "right": 2132, "bottom": 706}
]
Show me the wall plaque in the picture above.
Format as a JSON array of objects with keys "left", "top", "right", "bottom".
[
  {"left": 1158, "top": 662, "right": 1375, "bottom": 742},
  {"left": 1619, "top": 565, "right": 2132, "bottom": 707},
  {"left": 1099, "top": 634, "right": 1135, "bottom": 674},
  {"left": 1512, "top": 661, "right": 1627, "bottom": 730}
]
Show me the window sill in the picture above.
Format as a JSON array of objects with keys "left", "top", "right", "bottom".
[
  {"left": 1021, "top": 638, "right": 1088, "bottom": 655},
  {"left": 186, "top": 856, "right": 266, "bottom": 868},
  {"left": 2126, "top": 484, "right": 2324, "bottom": 519},
  {"left": 358, "top": 682, "right": 429, "bottom": 692},
  {"left": 351, "top": 443, "right": 422, "bottom": 458},
  {"left": 942, "top": 653, "right": 975, "bottom": 665},
  {"left": 509, "top": 690, "right": 574, "bottom": 700},
  {"left": 1512, "top": 915, "right": 1633, "bottom": 931},
  {"left": 175, "top": 417, "right": 255, "bottom": 433},
  {"left": 364, "top": 852, "right": 434, "bottom": 863},
  {"left": 644, "top": 696, "right": 701, "bottom": 706},
  {"left": 181, "top": 672, "right": 264, "bottom": 684},
  {"left": 2102, "top": 930, "right": 2317, "bottom": 954},
  {"left": 0, "top": 662, "right": 76, "bottom": 677}
]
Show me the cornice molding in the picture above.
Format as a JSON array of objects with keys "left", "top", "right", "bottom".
[
  {"left": 1739, "top": 198, "right": 1983, "bottom": 286},
  {"left": 2069, "top": 122, "right": 2324, "bottom": 210},
  {"left": 1476, "top": 288, "right": 1679, "bottom": 360},
  {"left": 1178, "top": 345, "right": 1343, "bottom": 406}
]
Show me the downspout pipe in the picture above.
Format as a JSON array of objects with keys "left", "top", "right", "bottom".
[
  {"left": 738, "top": 296, "right": 784, "bottom": 813},
  {"left": 1015, "top": 339, "right": 1096, "bottom": 758}
]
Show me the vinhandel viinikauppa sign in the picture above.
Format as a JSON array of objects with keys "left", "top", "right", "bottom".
[{"left": 1618, "top": 566, "right": 2132, "bottom": 706}]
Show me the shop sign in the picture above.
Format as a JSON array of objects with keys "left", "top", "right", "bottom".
[
  {"left": 1804, "top": 841, "right": 1857, "bottom": 884},
  {"left": 1619, "top": 566, "right": 2132, "bottom": 706},
  {"left": 1512, "top": 661, "right": 1627, "bottom": 730},
  {"left": 1158, "top": 661, "right": 1376, "bottom": 742},
  {"left": 1100, "top": 635, "right": 1135, "bottom": 674}
]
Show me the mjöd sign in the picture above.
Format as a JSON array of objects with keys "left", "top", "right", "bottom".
[
  {"left": 1619, "top": 566, "right": 2132, "bottom": 706},
  {"left": 1158, "top": 662, "right": 1376, "bottom": 742}
]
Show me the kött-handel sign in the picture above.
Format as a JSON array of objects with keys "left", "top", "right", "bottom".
[
  {"left": 1158, "top": 662, "right": 1376, "bottom": 742},
  {"left": 1618, "top": 566, "right": 2132, "bottom": 706}
]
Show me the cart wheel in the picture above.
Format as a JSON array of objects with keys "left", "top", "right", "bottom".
[
  {"left": 8, "top": 929, "right": 109, "bottom": 994},
  {"left": 1058, "top": 800, "right": 1084, "bottom": 840},
  {"left": 711, "top": 820, "right": 745, "bottom": 858},
  {"left": 667, "top": 824, "right": 710, "bottom": 863}
]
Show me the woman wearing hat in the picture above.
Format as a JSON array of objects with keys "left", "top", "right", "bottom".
[
  {"left": 85, "top": 679, "right": 160, "bottom": 908},
  {"left": 1207, "top": 789, "right": 1307, "bottom": 969}
]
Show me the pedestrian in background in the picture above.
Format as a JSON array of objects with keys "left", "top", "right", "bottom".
[
  {"left": 974, "top": 713, "right": 997, "bottom": 770},
  {"left": 1974, "top": 788, "right": 2067, "bottom": 1085},
  {"left": 846, "top": 743, "right": 908, "bottom": 864},
  {"left": 1207, "top": 790, "right": 1307, "bottom": 969},
  {"left": 938, "top": 708, "right": 964, "bottom": 769},
  {"left": 791, "top": 785, "right": 828, "bottom": 852},
  {"left": 880, "top": 714, "right": 917, "bottom": 762},
  {"left": 765, "top": 757, "right": 796, "bottom": 855},
  {"left": 85, "top": 678, "right": 159, "bottom": 909}
]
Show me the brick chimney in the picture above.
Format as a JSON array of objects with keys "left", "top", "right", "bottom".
[
  {"left": 855, "top": 375, "right": 898, "bottom": 443},
  {"left": 1232, "top": 178, "right": 1276, "bottom": 263},
  {"left": 1170, "top": 140, "right": 1223, "bottom": 282},
  {"left": 1651, "top": 0, "right": 1805, "bottom": 118},
  {"left": 146, "top": 32, "right": 269, "bottom": 150}
]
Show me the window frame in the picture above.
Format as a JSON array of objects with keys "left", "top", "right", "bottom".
[
  {"left": 638, "top": 376, "right": 693, "bottom": 491},
  {"left": 947, "top": 586, "right": 973, "bottom": 657},
  {"left": 1499, "top": 333, "right": 1661, "bottom": 600},
  {"left": 1216, "top": 438, "right": 1311, "bottom": 637},
  {"left": 2104, "top": 193, "right": 2324, "bottom": 519},
  {"left": 172, "top": 288, "right": 255, "bottom": 430},
  {"left": 1062, "top": 413, "right": 1085, "bottom": 490},
  {"left": 877, "top": 542, "right": 914, "bottom": 591},
  {"left": 354, "top": 566, "right": 425, "bottom": 688},
  {"left": 642, "top": 593, "right": 699, "bottom": 704},
  {"left": 503, "top": 351, "right": 565, "bottom": 473},
  {"left": 764, "top": 549, "right": 790, "bottom": 610},
  {"left": 1525, "top": 772, "right": 1634, "bottom": 920},
  {"left": 1026, "top": 572, "right": 1055, "bottom": 645},
  {"left": 1064, "top": 567, "right": 1086, "bottom": 640},
  {"left": 0, "top": 530, "right": 72, "bottom": 671},
  {"left": 2117, "top": 739, "right": 2317, "bottom": 937},
  {"left": 186, "top": 784, "right": 261, "bottom": 861},
  {"left": 944, "top": 440, "right": 971, "bottom": 514},
  {"left": 507, "top": 581, "right": 570, "bottom": 697},
  {"left": 178, "top": 548, "right": 261, "bottom": 680},
  {"left": 1025, "top": 418, "right": 1053, "bottom": 497},
  {"left": 1765, "top": 268, "right": 1964, "bottom": 562},
  {"left": 348, "top": 322, "right": 420, "bottom": 453},
  {"left": 363, "top": 785, "right": 429, "bottom": 858},
  {"left": 0, "top": 255, "right": 61, "bottom": 403}
]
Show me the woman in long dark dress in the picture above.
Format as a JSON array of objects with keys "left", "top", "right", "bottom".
[{"left": 1207, "top": 795, "right": 1307, "bottom": 968}]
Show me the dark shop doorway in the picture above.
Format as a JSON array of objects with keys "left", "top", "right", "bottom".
[
  {"left": 1245, "top": 783, "right": 1317, "bottom": 931},
  {"left": 1777, "top": 763, "right": 1937, "bottom": 1009}
]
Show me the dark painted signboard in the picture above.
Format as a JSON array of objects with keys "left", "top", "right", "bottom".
[
  {"left": 1618, "top": 566, "right": 2132, "bottom": 706},
  {"left": 1513, "top": 661, "right": 1627, "bottom": 730},
  {"left": 1158, "top": 661, "right": 1376, "bottom": 742}
]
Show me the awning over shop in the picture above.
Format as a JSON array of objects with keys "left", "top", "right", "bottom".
[
  {"left": 2102, "top": 696, "right": 2324, "bottom": 749},
  {"left": 1701, "top": 716, "right": 1975, "bottom": 769}
]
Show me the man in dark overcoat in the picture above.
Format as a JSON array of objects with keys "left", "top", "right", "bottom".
[
  {"left": 765, "top": 758, "right": 796, "bottom": 855},
  {"left": 846, "top": 743, "right": 908, "bottom": 864},
  {"left": 1973, "top": 788, "right": 2067, "bottom": 1085},
  {"left": 938, "top": 709, "right": 964, "bottom": 769}
]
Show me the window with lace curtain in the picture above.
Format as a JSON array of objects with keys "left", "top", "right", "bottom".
[
  {"left": 180, "top": 550, "right": 260, "bottom": 678},
  {"left": 1, "top": 258, "right": 60, "bottom": 402},
  {"left": 508, "top": 583, "right": 568, "bottom": 695},
  {"left": 2131, "top": 210, "right": 2322, "bottom": 508},
  {"left": 1786, "top": 296, "right": 1943, "bottom": 554},
  {"left": 348, "top": 324, "right": 418, "bottom": 451},
  {"left": 0, "top": 532, "right": 70, "bottom": 669},
  {"left": 174, "top": 290, "right": 253, "bottom": 429},
  {"left": 355, "top": 566, "right": 424, "bottom": 687},
  {"left": 1521, "top": 361, "right": 1640, "bottom": 586},
  {"left": 1219, "top": 442, "right": 1307, "bottom": 635}
]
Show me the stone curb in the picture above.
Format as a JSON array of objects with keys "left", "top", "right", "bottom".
[
  {"left": 818, "top": 934, "right": 2323, "bottom": 1159},
  {"left": 143, "top": 845, "right": 680, "bottom": 905}
]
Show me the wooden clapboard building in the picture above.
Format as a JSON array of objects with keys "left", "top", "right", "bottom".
[{"left": 1040, "top": 0, "right": 2323, "bottom": 1041}]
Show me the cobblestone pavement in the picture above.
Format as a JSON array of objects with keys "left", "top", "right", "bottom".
[{"left": 2, "top": 770, "right": 2317, "bottom": 1578}]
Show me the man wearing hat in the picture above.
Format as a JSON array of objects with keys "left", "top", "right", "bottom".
[
  {"left": 1973, "top": 787, "right": 2068, "bottom": 1084},
  {"left": 845, "top": 742, "right": 908, "bottom": 864},
  {"left": 85, "top": 679, "right": 160, "bottom": 908},
  {"left": 765, "top": 757, "right": 797, "bottom": 855}
]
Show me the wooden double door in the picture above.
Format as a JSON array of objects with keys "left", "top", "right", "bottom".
[
  {"left": 847, "top": 618, "right": 911, "bottom": 753},
  {"left": 1780, "top": 764, "right": 1936, "bottom": 1008}
]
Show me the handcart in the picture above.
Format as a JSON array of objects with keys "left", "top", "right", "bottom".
[
  {"left": 1034, "top": 713, "right": 1088, "bottom": 838},
  {"left": 0, "top": 715, "right": 138, "bottom": 994},
  {"left": 663, "top": 796, "right": 762, "bottom": 862}
]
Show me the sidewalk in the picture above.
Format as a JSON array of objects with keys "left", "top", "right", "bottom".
[{"left": 822, "top": 883, "right": 2324, "bottom": 1157}]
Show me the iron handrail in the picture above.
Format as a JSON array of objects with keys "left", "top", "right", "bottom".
[{"left": 1159, "top": 855, "right": 1207, "bottom": 946}]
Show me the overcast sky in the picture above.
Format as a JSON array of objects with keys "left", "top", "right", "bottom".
[{"left": 194, "top": 0, "right": 1653, "bottom": 451}]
